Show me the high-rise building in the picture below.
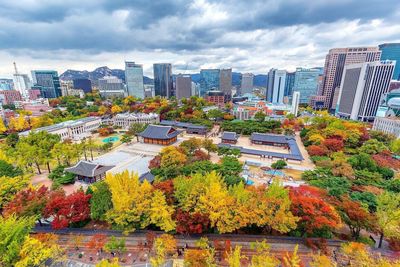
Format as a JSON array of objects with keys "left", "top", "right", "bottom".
[
  {"left": 293, "top": 68, "right": 319, "bottom": 104},
  {"left": 291, "top": 91, "right": 300, "bottom": 117},
  {"left": 73, "top": 78, "right": 92, "bottom": 94},
  {"left": 379, "top": 43, "right": 400, "bottom": 80},
  {"left": 336, "top": 60, "right": 395, "bottom": 122},
  {"left": 267, "top": 69, "right": 286, "bottom": 103},
  {"left": 175, "top": 75, "right": 192, "bottom": 100},
  {"left": 240, "top": 73, "right": 254, "bottom": 95},
  {"left": 220, "top": 69, "right": 232, "bottom": 99},
  {"left": 0, "top": 79, "right": 14, "bottom": 90},
  {"left": 98, "top": 76, "right": 125, "bottom": 97},
  {"left": 314, "top": 47, "right": 381, "bottom": 110},
  {"left": 199, "top": 69, "right": 220, "bottom": 96},
  {"left": 0, "top": 90, "right": 22, "bottom": 105},
  {"left": 125, "top": 61, "right": 144, "bottom": 98},
  {"left": 153, "top": 63, "right": 173, "bottom": 98},
  {"left": 31, "top": 70, "right": 62, "bottom": 98},
  {"left": 284, "top": 72, "right": 295, "bottom": 97}
]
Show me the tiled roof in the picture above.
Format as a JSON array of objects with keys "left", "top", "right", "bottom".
[
  {"left": 138, "top": 124, "right": 181, "bottom": 139},
  {"left": 250, "top": 133, "right": 288, "bottom": 143},
  {"left": 139, "top": 172, "right": 155, "bottom": 183},
  {"left": 65, "top": 160, "right": 115, "bottom": 177},
  {"left": 221, "top": 131, "right": 239, "bottom": 141},
  {"left": 160, "top": 120, "right": 207, "bottom": 130},
  {"left": 218, "top": 144, "right": 303, "bottom": 161}
]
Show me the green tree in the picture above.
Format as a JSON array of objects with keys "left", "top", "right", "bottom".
[
  {"left": 0, "top": 215, "right": 35, "bottom": 267},
  {"left": 104, "top": 236, "right": 126, "bottom": 255},
  {"left": 202, "top": 139, "right": 218, "bottom": 156},
  {"left": 0, "top": 160, "right": 23, "bottom": 177},
  {"left": 0, "top": 176, "right": 29, "bottom": 210},
  {"left": 127, "top": 123, "right": 147, "bottom": 141},
  {"left": 89, "top": 181, "right": 113, "bottom": 221},
  {"left": 358, "top": 139, "right": 388, "bottom": 155},
  {"left": 254, "top": 111, "right": 267, "bottom": 122},
  {"left": 271, "top": 160, "right": 287, "bottom": 170},
  {"left": 120, "top": 134, "right": 132, "bottom": 144},
  {"left": 376, "top": 192, "right": 400, "bottom": 248}
]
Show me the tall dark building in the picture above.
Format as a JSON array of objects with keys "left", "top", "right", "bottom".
[
  {"left": 175, "top": 75, "right": 192, "bottom": 100},
  {"left": 153, "top": 63, "right": 173, "bottom": 97},
  {"left": 284, "top": 72, "right": 295, "bottom": 97},
  {"left": 379, "top": 43, "right": 400, "bottom": 80},
  {"left": 73, "top": 78, "right": 92, "bottom": 93},
  {"left": 220, "top": 68, "right": 232, "bottom": 100},
  {"left": 31, "top": 70, "right": 62, "bottom": 98}
]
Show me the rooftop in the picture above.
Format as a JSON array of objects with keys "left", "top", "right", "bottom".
[
  {"left": 65, "top": 160, "right": 115, "bottom": 178},
  {"left": 160, "top": 120, "right": 207, "bottom": 130},
  {"left": 115, "top": 112, "right": 159, "bottom": 119},
  {"left": 221, "top": 131, "right": 239, "bottom": 141},
  {"left": 138, "top": 124, "right": 181, "bottom": 139}
]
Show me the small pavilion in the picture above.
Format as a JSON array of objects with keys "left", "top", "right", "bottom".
[{"left": 65, "top": 160, "right": 115, "bottom": 183}]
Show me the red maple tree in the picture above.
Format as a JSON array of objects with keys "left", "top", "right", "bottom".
[
  {"left": 323, "top": 138, "right": 344, "bottom": 152},
  {"left": 153, "top": 180, "right": 175, "bottom": 205},
  {"left": 175, "top": 209, "right": 210, "bottom": 234},
  {"left": 43, "top": 190, "right": 91, "bottom": 229},
  {"left": 289, "top": 186, "right": 341, "bottom": 236},
  {"left": 306, "top": 145, "right": 328, "bottom": 156}
]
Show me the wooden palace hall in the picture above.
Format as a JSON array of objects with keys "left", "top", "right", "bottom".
[
  {"left": 65, "top": 160, "right": 115, "bottom": 183},
  {"left": 138, "top": 124, "right": 182, "bottom": 145}
]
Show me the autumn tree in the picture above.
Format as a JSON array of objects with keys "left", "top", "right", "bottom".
[
  {"left": 282, "top": 245, "right": 302, "bottom": 267},
  {"left": 0, "top": 215, "right": 35, "bottom": 267},
  {"left": 202, "top": 138, "right": 218, "bottom": 155},
  {"left": 306, "top": 145, "right": 328, "bottom": 156},
  {"left": 104, "top": 236, "right": 126, "bottom": 255},
  {"left": 0, "top": 116, "right": 6, "bottom": 134},
  {"left": 323, "top": 138, "right": 344, "bottom": 152},
  {"left": 184, "top": 237, "right": 216, "bottom": 267},
  {"left": 15, "top": 235, "right": 63, "bottom": 267},
  {"left": 250, "top": 240, "right": 280, "bottom": 267},
  {"left": 105, "top": 171, "right": 175, "bottom": 233},
  {"left": 160, "top": 146, "right": 187, "bottom": 168},
  {"left": 111, "top": 105, "right": 123, "bottom": 114},
  {"left": 0, "top": 176, "right": 29, "bottom": 210},
  {"left": 3, "top": 185, "right": 49, "bottom": 223},
  {"left": 8, "top": 116, "right": 29, "bottom": 132},
  {"left": 180, "top": 138, "right": 202, "bottom": 156},
  {"left": 289, "top": 186, "right": 341, "bottom": 237},
  {"left": 43, "top": 190, "right": 91, "bottom": 229},
  {"left": 226, "top": 246, "right": 247, "bottom": 267},
  {"left": 376, "top": 192, "right": 400, "bottom": 248},
  {"left": 87, "top": 234, "right": 107, "bottom": 253},
  {"left": 96, "top": 258, "right": 121, "bottom": 267},
  {"left": 309, "top": 253, "right": 336, "bottom": 267},
  {"left": 175, "top": 209, "right": 211, "bottom": 234},
  {"left": 150, "top": 234, "right": 177, "bottom": 267}
]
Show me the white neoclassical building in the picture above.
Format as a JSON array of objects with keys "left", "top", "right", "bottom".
[
  {"left": 113, "top": 112, "right": 160, "bottom": 129},
  {"left": 372, "top": 117, "right": 400, "bottom": 139},
  {"left": 20, "top": 117, "right": 102, "bottom": 141}
]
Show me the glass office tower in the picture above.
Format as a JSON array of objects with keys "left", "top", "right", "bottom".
[
  {"left": 199, "top": 69, "right": 220, "bottom": 96},
  {"left": 153, "top": 63, "right": 172, "bottom": 97},
  {"left": 379, "top": 43, "right": 400, "bottom": 80},
  {"left": 31, "top": 70, "right": 61, "bottom": 98}
]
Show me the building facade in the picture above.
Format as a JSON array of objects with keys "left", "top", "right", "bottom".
[
  {"left": 313, "top": 47, "right": 381, "bottom": 110},
  {"left": 125, "top": 61, "right": 144, "bottom": 98},
  {"left": 220, "top": 68, "right": 232, "bottom": 100},
  {"left": 293, "top": 68, "right": 319, "bottom": 104},
  {"left": 113, "top": 113, "right": 160, "bottom": 129},
  {"left": 98, "top": 76, "right": 125, "bottom": 97},
  {"left": 138, "top": 125, "right": 181, "bottom": 145},
  {"left": 284, "top": 72, "right": 295, "bottom": 97},
  {"left": 336, "top": 60, "right": 395, "bottom": 122},
  {"left": 372, "top": 117, "right": 400, "bottom": 138},
  {"left": 291, "top": 91, "right": 300, "bottom": 117},
  {"left": 379, "top": 43, "right": 400, "bottom": 80},
  {"left": 31, "top": 70, "right": 62, "bottom": 99},
  {"left": 73, "top": 78, "right": 92, "bottom": 94},
  {"left": 206, "top": 90, "right": 225, "bottom": 107},
  {"left": 0, "top": 79, "right": 14, "bottom": 90},
  {"left": 0, "top": 90, "right": 22, "bottom": 105},
  {"left": 13, "top": 74, "right": 31, "bottom": 98},
  {"left": 267, "top": 69, "right": 286, "bottom": 104},
  {"left": 175, "top": 75, "right": 192, "bottom": 100},
  {"left": 240, "top": 73, "right": 254, "bottom": 95},
  {"left": 200, "top": 69, "right": 220, "bottom": 96},
  {"left": 153, "top": 63, "right": 173, "bottom": 98}
]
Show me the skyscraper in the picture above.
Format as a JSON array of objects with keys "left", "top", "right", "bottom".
[
  {"left": 336, "top": 60, "right": 395, "bottom": 122},
  {"left": 284, "top": 72, "right": 295, "bottom": 97},
  {"left": 199, "top": 69, "right": 220, "bottom": 96},
  {"left": 240, "top": 73, "right": 254, "bottom": 95},
  {"left": 73, "top": 78, "right": 92, "bottom": 94},
  {"left": 125, "top": 61, "right": 144, "bottom": 98},
  {"left": 220, "top": 69, "right": 232, "bottom": 99},
  {"left": 153, "top": 63, "right": 173, "bottom": 98},
  {"left": 293, "top": 68, "right": 319, "bottom": 104},
  {"left": 98, "top": 76, "right": 125, "bottom": 97},
  {"left": 13, "top": 74, "right": 31, "bottom": 98},
  {"left": 379, "top": 43, "right": 400, "bottom": 80},
  {"left": 267, "top": 69, "right": 286, "bottom": 103},
  {"left": 31, "top": 70, "right": 61, "bottom": 98},
  {"left": 175, "top": 75, "right": 192, "bottom": 100},
  {"left": 314, "top": 47, "right": 381, "bottom": 110},
  {"left": 291, "top": 91, "right": 300, "bottom": 117}
]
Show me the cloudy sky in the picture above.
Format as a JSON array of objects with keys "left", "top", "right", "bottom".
[{"left": 0, "top": 0, "right": 399, "bottom": 78}]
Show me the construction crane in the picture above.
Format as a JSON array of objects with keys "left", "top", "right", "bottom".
[{"left": 13, "top": 62, "right": 22, "bottom": 94}]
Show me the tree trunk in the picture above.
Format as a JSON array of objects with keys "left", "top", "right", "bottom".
[
  {"left": 379, "top": 233, "right": 384, "bottom": 248},
  {"left": 90, "top": 149, "right": 94, "bottom": 161},
  {"left": 35, "top": 162, "right": 41, "bottom": 174},
  {"left": 46, "top": 162, "right": 51, "bottom": 173},
  {"left": 84, "top": 149, "right": 87, "bottom": 161}
]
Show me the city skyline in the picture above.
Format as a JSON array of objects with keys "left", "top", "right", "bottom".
[{"left": 0, "top": 0, "right": 399, "bottom": 77}]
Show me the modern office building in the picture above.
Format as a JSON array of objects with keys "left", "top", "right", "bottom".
[
  {"left": 267, "top": 69, "right": 286, "bottom": 103},
  {"left": 291, "top": 91, "right": 300, "bottom": 117},
  {"left": 336, "top": 60, "right": 395, "bottom": 122},
  {"left": 240, "top": 73, "right": 254, "bottom": 95},
  {"left": 199, "top": 69, "right": 220, "bottom": 96},
  {"left": 293, "top": 68, "right": 319, "bottom": 104},
  {"left": 153, "top": 63, "right": 173, "bottom": 98},
  {"left": 98, "top": 76, "right": 125, "bottom": 97},
  {"left": 0, "top": 90, "right": 22, "bottom": 105},
  {"left": 220, "top": 68, "right": 232, "bottom": 99},
  {"left": 31, "top": 70, "right": 62, "bottom": 98},
  {"left": 284, "top": 72, "right": 295, "bottom": 97},
  {"left": 13, "top": 74, "right": 31, "bottom": 98},
  {"left": 125, "top": 61, "right": 144, "bottom": 98},
  {"left": 206, "top": 90, "right": 225, "bottom": 107},
  {"left": 379, "top": 43, "right": 400, "bottom": 80},
  {"left": 73, "top": 78, "right": 92, "bottom": 94},
  {"left": 312, "top": 47, "right": 381, "bottom": 110},
  {"left": 0, "top": 79, "right": 14, "bottom": 90},
  {"left": 175, "top": 75, "right": 192, "bottom": 100}
]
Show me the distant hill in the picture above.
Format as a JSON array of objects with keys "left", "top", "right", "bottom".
[{"left": 60, "top": 66, "right": 267, "bottom": 87}]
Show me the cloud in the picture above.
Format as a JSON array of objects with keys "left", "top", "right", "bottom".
[{"left": 0, "top": 0, "right": 399, "bottom": 77}]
